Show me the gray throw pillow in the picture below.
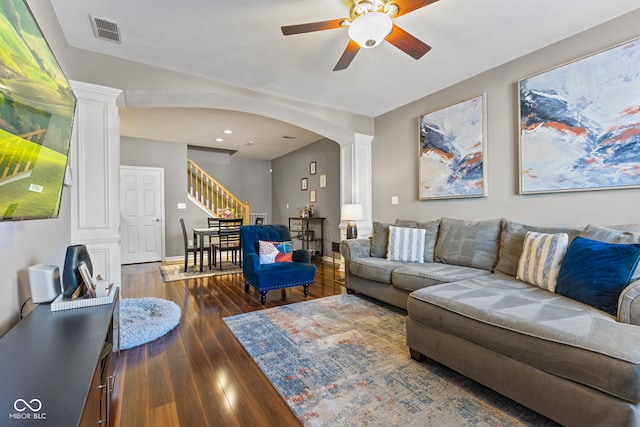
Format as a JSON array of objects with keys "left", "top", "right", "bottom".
[
  {"left": 495, "top": 220, "right": 581, "bottom": 277},
  {"left": 435, "top": 217, "right": 503, "bottom": 271},
  {"left": 416, "top": 220, "right": 440, "bottom": 262},
  {"left": 370, "top": 222, "right": 391, "bottom": 258}
]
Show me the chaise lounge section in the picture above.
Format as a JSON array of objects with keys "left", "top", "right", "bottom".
[{"left": 341, "top": 217, "right": 640, "bottom": 426}]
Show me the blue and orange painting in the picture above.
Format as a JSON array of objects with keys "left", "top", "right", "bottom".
[
  {"left": 519, "top": 38, "right": 640, "bottom": 193},
  {"left": 419, "top": 94, "right": 486, "bottom": 200}
]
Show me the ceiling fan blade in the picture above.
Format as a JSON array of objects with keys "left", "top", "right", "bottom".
[
  {"left": 333, "top": 40, "right": 361, "bottom": 71},
  {"left": 281, "top": 19, "right": 345, "bottom": 35},
  {"left": 393, "top": 0, "right": 439, "bottom": 17},
  {"left": 386, "top": 24, "right": 431, "bottom": 59}
]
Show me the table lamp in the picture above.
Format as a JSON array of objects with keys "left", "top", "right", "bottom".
[{"left": 341, "top": 204, "right": 364, "bottom": 239}]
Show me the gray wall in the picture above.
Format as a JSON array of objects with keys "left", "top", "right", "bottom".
[
  {"left": 121, "top": 137, "right": 272, "bottom": 258},
  {"left": 373, "top": 11, "right": 640, "bottom": 228},
  {"left": 272, "top": 138, "right": 341, "bottom": 257}
]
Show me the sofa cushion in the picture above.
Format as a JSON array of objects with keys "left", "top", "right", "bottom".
[
  {"left": 392, "top": 263, "right": 491, "bottom": 292},
  {"left": 408, "top": 273, "right": 640, "bottom": 403},
  {"left": 416, "top": 220, "right": 440, "bottom": 263},
  {"left": 581, "top": 224, "right": 640, "bottom": 281},
  {"left": 387, "top": 226, "right": 426, "bottom": 263},
  {"left": 348, "top": 258, "right": 407, "bottom": 284},
  {"left": 516, "top": 231, "right": 568, "bottom": 292},
  {"left": 495, "top": 220, "right": 581, "bottom": 277},
  {"left": 555, "top": 237, "right": 640, "bottom": 315},
  {"left": 434, "top": 217, "right": 503, "bottom": 271},
  {"left": 370, "top": 222, "right": 392, "bottom": 258}
]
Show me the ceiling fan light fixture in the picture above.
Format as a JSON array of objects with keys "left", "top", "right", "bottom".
[{"left": 348, "top": 12, "right": 392, "bottom": 48}]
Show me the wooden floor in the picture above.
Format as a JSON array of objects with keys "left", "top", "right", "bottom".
[{"left": 111, "top": 260, "right": 345, "bottom": 427}]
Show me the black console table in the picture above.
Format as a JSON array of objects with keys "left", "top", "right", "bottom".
[{"left": 0, "top": 288, "right": 119, "bottom": 426}]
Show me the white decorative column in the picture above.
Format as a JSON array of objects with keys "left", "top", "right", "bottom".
[
  {"left": 339, "top": 132, "right": 373, "bottom": 240},
  {"left": 69, "top": 81, "right": 124, "bottom": 289}
]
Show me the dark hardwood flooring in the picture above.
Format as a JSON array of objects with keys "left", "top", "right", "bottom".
[{"left": 111, "top": 260, "right": 345, "bottom": 427}]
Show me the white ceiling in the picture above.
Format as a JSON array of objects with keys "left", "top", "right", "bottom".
[{"left": 50, "top": 0, "right": 640, "bottom": 159}]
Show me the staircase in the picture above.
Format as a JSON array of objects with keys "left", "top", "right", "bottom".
[{"left": 187, "top": 159, "right": 250, "bottom": 223}]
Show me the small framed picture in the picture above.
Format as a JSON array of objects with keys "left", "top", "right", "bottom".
[
  {"left": 77, "top": 262, "right": 95, "bottom": 298},
  {"left": 310, "top": 190, "right": 317, "bottom": 203},
  {"left": 301, "top": 177, "right": 308, "bottom": 190},
  {"left": 319, "top": 174, "right": 327, "bottom": 188},
  {"left": 310, "top": 161, "right": 317, "bottom": 175}
]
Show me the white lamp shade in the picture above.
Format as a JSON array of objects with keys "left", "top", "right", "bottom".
[
  {"left": 341, "top": 203, "right": 364, "bottom": 221},
  {"left": 348, "top": 12, "right": 392, "bottom": 48}
]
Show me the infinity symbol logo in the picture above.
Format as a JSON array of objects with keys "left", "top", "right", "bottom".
[{"left": 14, "top": 398, "right": 42, "bottom": 412}]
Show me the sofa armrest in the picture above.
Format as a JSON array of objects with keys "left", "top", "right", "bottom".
[
  {"left": 340, "top": 239, "right": 371, "bottom": 262},
  {"left": 618, "top": 279, "right": 640, "bottom": 326},
  {"left": 293, "top": 249, "right": 311, "bottom": 263}
]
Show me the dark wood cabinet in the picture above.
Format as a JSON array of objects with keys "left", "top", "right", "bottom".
[{"left": 0, "top": 288, "right": 119, "bottom": 426}]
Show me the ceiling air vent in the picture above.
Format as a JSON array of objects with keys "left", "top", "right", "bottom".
[{"left": 90, "top": 15, "right": 121, "bottom": 43}]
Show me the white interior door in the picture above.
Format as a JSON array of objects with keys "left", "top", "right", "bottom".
[{"left": 120, "top": 166, "right": 165, "bottom": 264}]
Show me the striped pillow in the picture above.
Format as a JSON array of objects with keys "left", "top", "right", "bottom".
[
  {"left": 517, "top": 231, "right": 569, "bottom": 291},
  {"left": 386, "top": 226, "right": 426, "bottom": 263}
]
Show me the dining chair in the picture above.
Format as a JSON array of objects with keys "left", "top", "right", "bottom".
[
  {"left": 180, "top": 218, "right": 209, "bottom": 272},
  {"left": 211, "top": 218, "right": 243, "bottom": 270}
]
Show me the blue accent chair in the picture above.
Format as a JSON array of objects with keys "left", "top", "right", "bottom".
[{"left": 240, "top": 224, "right": 317, "bottom": 304}]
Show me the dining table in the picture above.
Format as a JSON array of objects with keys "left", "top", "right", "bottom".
[{"left": 192, "top": 222, "right": 220, "bottom": 272}]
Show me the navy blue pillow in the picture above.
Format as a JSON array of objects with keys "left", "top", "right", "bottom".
[{"left": 555, "top": 237, "right": 640, "bottom": 315}]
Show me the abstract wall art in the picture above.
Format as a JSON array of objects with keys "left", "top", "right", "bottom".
[
  {"left": 519, "top": 38, "right": 640, "bottom": 194},
  {"left": 418, "top": 94, "right": 487, "bottom": 200}
]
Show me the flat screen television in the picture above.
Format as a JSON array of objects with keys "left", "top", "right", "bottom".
[{"left": 0, "top": 0, "right": 77, "bottom": 221}]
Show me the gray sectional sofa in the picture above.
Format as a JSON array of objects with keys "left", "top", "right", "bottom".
[{"left": 340, "top": 217, "right": 640, "bottom": 427}]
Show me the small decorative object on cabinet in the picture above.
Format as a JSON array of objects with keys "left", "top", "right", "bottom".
[{"left": 289, "top": 217, "right": 325, "bottom": 258}]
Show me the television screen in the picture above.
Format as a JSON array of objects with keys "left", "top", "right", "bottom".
[{"left": 0, "top": 0, "right": 77, "bottom": 221}]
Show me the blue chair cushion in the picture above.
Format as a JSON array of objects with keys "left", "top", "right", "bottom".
[{"left": 250, "top": 262, "right": 316, "bottom": 292}]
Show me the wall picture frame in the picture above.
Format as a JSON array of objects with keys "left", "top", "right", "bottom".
[
  {"left": 77, "top": 262, "right": 95, "bottom": 298},
  {"left": 310, "top": 190, "right": 317, "bottom": 203},
  {"left": 519, "top": 38, "right": 640, "bottom": 194},
  {"left": 319, "top": 174, "right": 327, "bottom": 188},
  {"left": 310, "top": 161, "right": 317, "bottom": 175},
  {"left": 301, "top": 178, "right": 308, "bottom": 191},
  {"left": 418, "top": 94, "right": 487, "bottom": 200}
]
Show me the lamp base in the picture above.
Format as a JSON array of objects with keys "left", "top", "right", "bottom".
[{"left": 346, "top": 221, "right": 358, "bottom": 239}]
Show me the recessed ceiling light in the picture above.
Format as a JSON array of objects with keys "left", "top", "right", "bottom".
[
  {"left": 223, "top": 129, "right": 232, "bottom": 134},
  {"left": 248, "top": 141, "right": 255, "bottom": 145},
  {"left": 216, "top": 138, "right": 224, "bottom": 142}
]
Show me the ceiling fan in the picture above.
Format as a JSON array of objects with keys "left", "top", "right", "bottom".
[{"left": 281, "top": 0, "right": 438, "bottom": 71}]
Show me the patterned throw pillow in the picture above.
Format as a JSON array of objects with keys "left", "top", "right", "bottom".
[
  {"left": 386, "top": 226, "right": 426, "bottom": 263},
  {"left": 258, "top": 240, "right": 293, "bottom": 264},
  {"left": 516, "top": 231, "right": 569, "bottom": 292}
]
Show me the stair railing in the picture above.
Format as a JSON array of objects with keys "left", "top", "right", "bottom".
[{"left": 187, "top": 159, "right": 250, "bottom": 224}]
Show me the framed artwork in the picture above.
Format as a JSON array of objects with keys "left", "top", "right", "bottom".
[
  {"left": 301, "top": 178, "right": 308, "bottom": 190},
  {"left": 310, "top": 161, "right": 317, "bottom": 175},
  {"left": 319, "top": 174, "right": 327, "bottom": 188},
  {"left": 418, "top": 94, "right": 487, "bottom": 200},
  {"left": 310, "top": 190, "right": 317, "bottom": 203},
  {"left": 519, "top": 38, "right": 640, "bottom": 194},
  {"left": 77, "top": 262, "right": 95, "bottom": 297}
]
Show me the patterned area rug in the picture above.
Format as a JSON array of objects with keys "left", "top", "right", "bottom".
[
  {"left": 159, "top": 262, "right": 242, "bottom": 283},
  {"left": 223, "top": 294, "right": 558, "bottom": 427}
]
